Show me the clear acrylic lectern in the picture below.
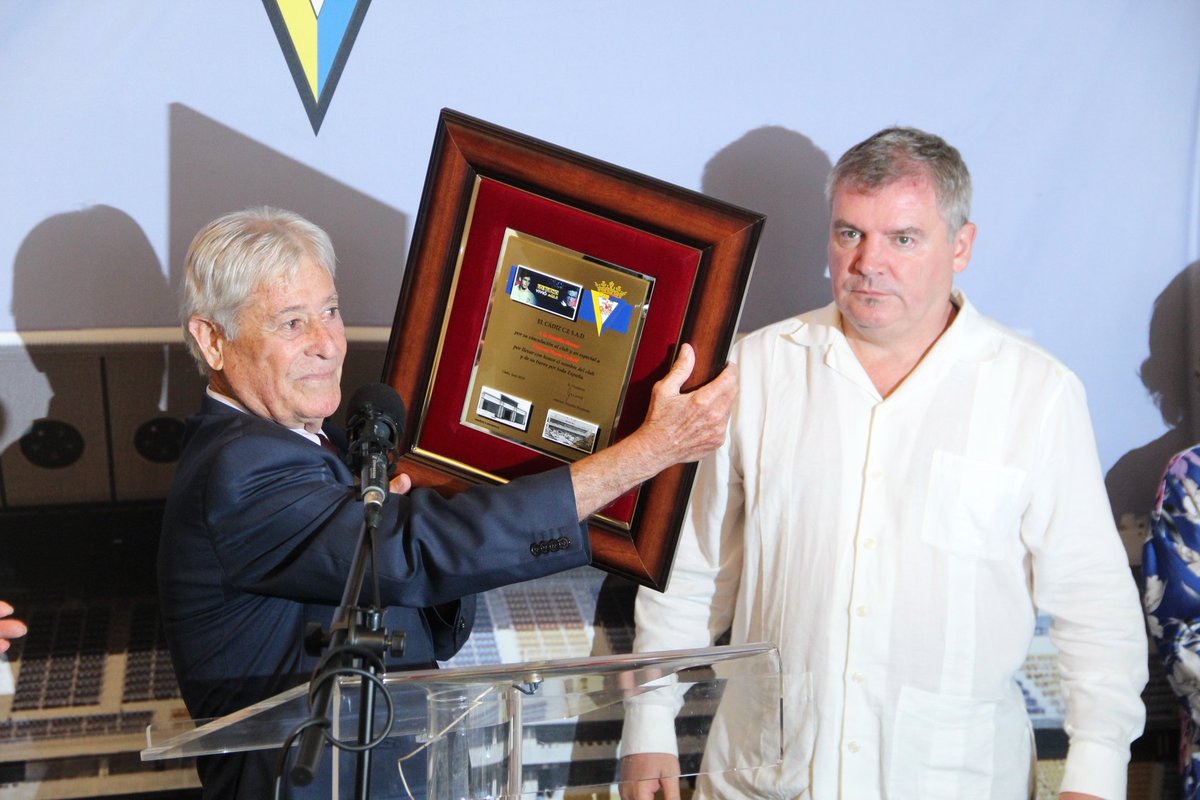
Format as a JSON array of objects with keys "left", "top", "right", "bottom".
[{"left": 142, "top": 642, "right": 782, "bottom": 798}]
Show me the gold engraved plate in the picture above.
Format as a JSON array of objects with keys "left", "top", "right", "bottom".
[{"left": 462, "top": 229, "right": 653, "bottom": 460}]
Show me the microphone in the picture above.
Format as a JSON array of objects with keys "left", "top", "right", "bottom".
[{"left": 344, "top": 383, "right": 405, "bottom": 527}]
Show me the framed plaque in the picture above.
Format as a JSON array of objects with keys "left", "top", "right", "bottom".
[{"left": 383, "top": 109, "right": 763, "bottom": 590}]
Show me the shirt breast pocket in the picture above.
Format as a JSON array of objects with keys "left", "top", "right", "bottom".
[{"left": 920, "top": 450, "right": 1027, "bottom": 561}]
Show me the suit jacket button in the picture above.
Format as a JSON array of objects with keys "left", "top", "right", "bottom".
[
  {"left": 530, "top": 542, "right": 541, "bottom": 556},
  {"left": 556, "top": 537, "right": 570, "bottom": 550}
]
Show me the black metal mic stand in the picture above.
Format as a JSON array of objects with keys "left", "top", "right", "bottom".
[{"left": 288, "top": 515, "right": 404, "bottom": 798}]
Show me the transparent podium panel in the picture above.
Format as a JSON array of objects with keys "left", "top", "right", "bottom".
[{"left": 143, "top": 642, "right": 782, "bottom": 798}]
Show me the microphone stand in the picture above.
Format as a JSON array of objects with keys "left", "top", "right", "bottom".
[
  {"left": 289, "top": 513, "right": 403, "bottom": 797},
  {"left": 287, "top": 389, "right": 406, "bottom": 796}
]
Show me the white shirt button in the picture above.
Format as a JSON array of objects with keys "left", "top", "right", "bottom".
[
  {"left": 855, "top": 605, "right": 869, "bottom": 617},
  {"left": 863, "top": 538, "right": 876, "bottom": 550},
  {"left": 851, "top": 671, "right": 865, "bottom": 684},
  {"left": 847, "top": 740, "right": 861, "bottom": 753}
]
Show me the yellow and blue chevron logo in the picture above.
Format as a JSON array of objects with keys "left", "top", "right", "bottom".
[{"left": 263, "top": 0, "right": 372, "bottom": 134}]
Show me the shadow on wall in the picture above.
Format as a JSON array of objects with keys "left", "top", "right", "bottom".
[
  {"left": 168, "top": 103, "right": 410, "bottom": 332},
  {"left": 701, "top": 126, "right": 832, "bottom": 332},
  {"left": 1106, "top": 260, "right": 1200, "bottom": 527},
  {"left": 1, "top": 108, "right": 412, "bottom": 507},
  {"left": 11, "top": 205, "right": 173, "bottom": 331},
  {"left": 1, "top": 206, "right": 171, "bottom": 506}
]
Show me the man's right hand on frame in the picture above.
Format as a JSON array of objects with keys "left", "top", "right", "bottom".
[
  {"left": 620, "top": 752, "right": 683, "bottom": 800},
  {"left": 636, "top": 343, "right": 738, "bottom": 469},
  {"left": 568, "top": 344, "right": 738, "bottom": 521}
]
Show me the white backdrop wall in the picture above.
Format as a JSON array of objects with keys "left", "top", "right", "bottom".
[{"left": 1, "top": 1, "right": 1197, "bottom": 527}]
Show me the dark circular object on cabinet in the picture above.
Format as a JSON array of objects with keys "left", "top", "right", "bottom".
[
  {"left": 134, "top": 416, "right": 186, "bottom": 463},
  {"left": 18, "top": 419, "right": 85, "bottom": 469}
]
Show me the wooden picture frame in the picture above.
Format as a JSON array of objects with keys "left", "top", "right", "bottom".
[{"left": 382, "top": 109, "right": 763, "bottom": 590}]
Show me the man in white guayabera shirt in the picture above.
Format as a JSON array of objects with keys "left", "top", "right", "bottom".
[{"left": 619, "top": 127, "right": 1147, "bottom": 800}]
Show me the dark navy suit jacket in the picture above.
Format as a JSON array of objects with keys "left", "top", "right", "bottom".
[{"left": 158, "top": 395, "right": 590, "bottom": 798}]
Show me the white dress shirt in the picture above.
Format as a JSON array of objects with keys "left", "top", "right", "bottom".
[
  {"left": 205, "top": 386, "right": 327, "bottom": 446},
  {"left": 622, "top": 292, "right": 1146, "bottom": 799}
]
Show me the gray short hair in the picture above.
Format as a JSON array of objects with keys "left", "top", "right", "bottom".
[
  {"left": 180, "top": 207, "right": 336, "bottom": 373},
  {"left": 826, "top": 127, "right": 972, "bottom": 234}
]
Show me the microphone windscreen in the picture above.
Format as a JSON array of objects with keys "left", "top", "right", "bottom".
[{"left": 346, "top": 383, "right": 406, "bottom": 438}]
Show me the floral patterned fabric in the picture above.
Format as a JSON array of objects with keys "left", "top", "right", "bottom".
[{"left": 1143, "top": 446, "right": 1200, "bottom": 799}]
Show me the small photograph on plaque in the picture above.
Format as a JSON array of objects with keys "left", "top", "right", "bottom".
[
  {"left": 475, "top": 386, "right": 533, "bottom": 432},
  {"left": 462, "top": 228, "right": 653, "bottom": 462},
  {"left": 507, "top": 266, "right": 583, "bottom": 322},
  {"left": 542, "top": 409, "right": 599, "bottom": 454}
]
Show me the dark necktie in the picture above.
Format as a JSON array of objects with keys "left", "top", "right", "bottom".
[{"left": 316, "top": 432, "right": 339, "bottom": 456}]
